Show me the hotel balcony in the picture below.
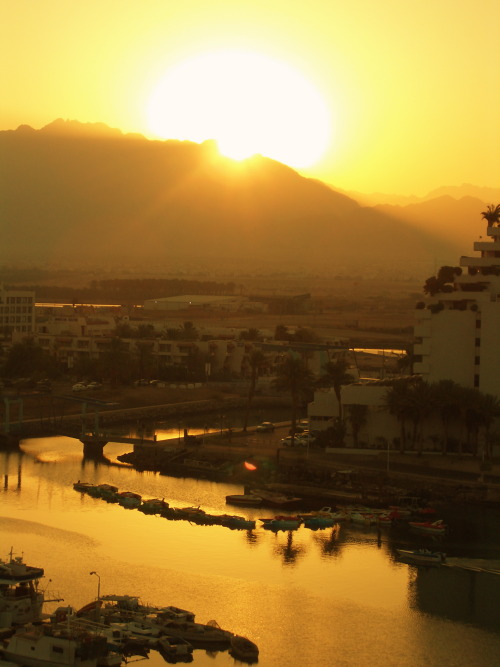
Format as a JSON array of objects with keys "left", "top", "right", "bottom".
[
  {"left": 460, "top": 256, "right": 500, "bottom": 268},
  {"left": 473, "top": 241, "right": 500, "bottom": 252},
  {"left": 413, "top": 361, "right": 430, "bottom": 374},
  {"left": 413, "top": 341, "right": 431, "bottom": 356}
]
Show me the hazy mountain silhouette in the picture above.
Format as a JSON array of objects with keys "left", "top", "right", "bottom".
[{"left": 1, "top": 120, "right": 469, "bottom": 276}]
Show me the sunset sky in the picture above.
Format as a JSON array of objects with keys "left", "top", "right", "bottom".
[{"left": 4, "top": 0, "right": 499, "bottom": 196}]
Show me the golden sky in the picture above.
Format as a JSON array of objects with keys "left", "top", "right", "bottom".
[{"left": 3, "top": 0, "right": 499, "bottom": 196}]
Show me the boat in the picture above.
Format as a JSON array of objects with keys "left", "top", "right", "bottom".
[
  {"left": 157, "top": 619, "right": 233, "bottom": 648},
  {"left": 88, "top": 595, "right": 195, "bottom": 626},
  {"left": 156, "top": 635, "right": 193, "bottom": 662},
  {"left": 261, "top": 516, "right": 301, "bottom": 531},
  {"left": 0, "top": 550, "right": 46, "bottom": 627},
  {"left": 349, "top": 511, "right": 378, "bottom": 526},
  {"left": 396, "top": 549, "right": 446, "bottom": 565},
  {"left": 93, "top": 484, "right": 119, "bottom": 502},
  {"left": 248, "top": 488, "right": 302, "bottom": 508},
  {"left": 2, "top": 622, "right": 120, "bottom": 667},
  {"left": 225, "top": 494, "right": 263, "bottom": 507},
  {"left": 218, "top": 515, "right": 256, "bottom": 530},
  {"left": 302, "top": 515, "right": 336, "bottom": 529},
  {"left": 138, "top": 498, "right": 170, "bottom": 514},
  {"left": 116, "top": 491, "right": 142, "bottom": 508},
  {"left": 408, "top": 519, "right": 447, "bottom": 535},
  {"left": 73, "top": 481, "right": 97, "bottom": 493},
  {"left": 229, "top": 634, "right": 259, "bottom": 663}
]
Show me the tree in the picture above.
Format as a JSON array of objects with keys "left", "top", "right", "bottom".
[
  {"left": 472, "top": 391, "right": 500, "bottom": 462},
  {"left": 242, "top": 349, "right": 266, "bottom": 431},
  {"left": 99, "top": 337, "right": 131, "bottom": 385},
  {"left": 432, "top": 380, "right": 462, "bottom": 455},
  {"left": 178, "top": 321, "right": 199, "bottom": 340},
  {"left": 346, "top": 404, "right": 368, "bottom": 448},
  {"left": 317, "top": 356, "right": 354, "bottom": 421},
  {"left": 272, "top": 355, "right": 314, "bottom": 439},
  {"left": 385, "top": 378, "right": 416, "bottom": 453},
  {"left": 481, "top": 204, "right": 500, "bottom": 226},
  {"left": 2, "top": 338, "right": 48, "bottom": 378}
]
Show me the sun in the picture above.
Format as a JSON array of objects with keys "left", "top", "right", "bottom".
[{"left": 146, "top": 51, "right": 332, "bottom": 167}]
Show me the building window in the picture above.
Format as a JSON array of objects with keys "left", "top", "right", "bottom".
[
  {"left": 474, "top": 374, "right": 480, "bottom": 387},
  {"left": 475, "top": 338, "right": 481, "bottom": 347},
  {"left": 475, "top": 319, "right": 481, "bottom": 329},
  {"left": 474, "top": 356, "right": 480, "bottom": 365}
]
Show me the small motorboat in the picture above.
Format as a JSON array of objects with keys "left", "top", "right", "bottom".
[
  {"left": 225, "top": 494, "right": 263, "bottom": 507},
  {"left": 261, "top": 516, "right": 301, "bottom": 531},
  {"left": 156, "top": 635, "right": 193, "bottom": 661},
  {"left": 229, "top": 634, "right": 259, "bottom": 663},
  {"left": 408, "top": 519, "right": 447, "bottom": 535},
  {"left": 116, "top": 491, "right": 142, "bottom": 508},
  {"left": 396, "top": 548, "right": 446, "bottom": 565}
]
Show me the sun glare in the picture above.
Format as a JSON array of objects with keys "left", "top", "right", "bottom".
[{"left": 146, "top": 51, "right": 331, "bottom": 167}]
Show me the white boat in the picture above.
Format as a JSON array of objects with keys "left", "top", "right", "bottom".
[
  {"left": 396, "top": 549, "right": 446, "bottom": 565},
  {"left": 2, "top": 622, "right": 120, "bottom": 667},
  {"left": 156, "top": 635, "right": 193, "bottom": 661},
  {"left": 0, "top": 550, "right": 46, "bottom": 628}
]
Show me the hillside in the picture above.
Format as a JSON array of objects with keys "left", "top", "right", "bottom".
[{"left": 1, "top": 120, "right": 465, "bottom": 277}]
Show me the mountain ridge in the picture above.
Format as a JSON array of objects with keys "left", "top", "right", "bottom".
[{"left": 0, "top": 120, "right": 485, "bottom": 278}]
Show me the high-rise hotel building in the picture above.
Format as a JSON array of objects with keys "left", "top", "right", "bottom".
[{"left": 413, "top": 220, "right": 500, "bottom": 399}]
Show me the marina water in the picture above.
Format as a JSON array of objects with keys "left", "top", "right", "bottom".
[{"left": 1, "top": 432, "right": 500, "bottom": 667}]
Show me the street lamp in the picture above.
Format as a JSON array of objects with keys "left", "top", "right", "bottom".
[{"left": 89, "top": 571, "right": 101, "bottom": 600}]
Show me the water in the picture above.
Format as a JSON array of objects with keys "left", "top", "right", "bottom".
[{"left": 1, "top": 436, "right": 500, "bottom": 667}]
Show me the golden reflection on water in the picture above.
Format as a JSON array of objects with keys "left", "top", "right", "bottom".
[{"left": 2, "top": 435, "right": 500, "bottom": 666}]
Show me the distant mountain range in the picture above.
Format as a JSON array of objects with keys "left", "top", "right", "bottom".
[{"left": 1, "top": 119, "right": 495, "bottom": 279}]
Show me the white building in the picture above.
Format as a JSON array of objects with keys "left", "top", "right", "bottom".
[
  {"left": 413, "top": 219, "right": 500, "bottom": 398},
  {"left": 0, "top": 285, "right": 35, "bottom": 335}
]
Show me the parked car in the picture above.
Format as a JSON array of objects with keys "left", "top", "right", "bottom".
[
  {"left": 256, "top": 421, "right": 275, "bottom": 432},
  {"left": 280, "top": 435, "right": 307, "bottom": 447},
  {"left": 86, "top": 381, "right": 103, "bottom": 390},
  {"left": 72, "top": 383, "right": 87, "bottom": 392}
]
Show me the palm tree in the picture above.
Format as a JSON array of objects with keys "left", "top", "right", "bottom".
[
  {"left": 473, "top": 392, "right": 500, "bottom": 462},
  {"left": 178, "top": 321, "right": 199, "bottom": 340},
  {"left": 242, "top": 349, "right": 266, "bottom": 431},
  {"left": 481, "top": 204, "right": 500, "bottom": 226},
  {"left": 405, "top": 379, "right": 435, "bottom": 454},
  {"left": 317, "top": 356, "right": 354, "bottom": 421},
  {"left": 272, "top": 355, "right": 314, "bottom": 439},
  {"left": 384, "top": 377, "right": 417, "bottom": 453},
  {"left": 346, "top": 404, "right": 368, "bottom": 448},
  {"left": 432, "top": 379, "right": 462, "bottom": 455}
]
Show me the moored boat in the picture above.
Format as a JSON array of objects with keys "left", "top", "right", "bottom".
[
  {"left": 229, "top": 634, "right": 259, "bottom": 663},
  {"left": 261, "top": 516, "right": 301, "bottom": 531},
  {"left": 408, "top": 519, "right": 447, "bottom": 535},
  {"left": 248, "top": 488, "right": 302, "bottom": 508},
  {"left": 396, "top": 548, "right": 446, "bottom": 565},
  {"left": 2, "top": 622, "right": 119, "bottom": 667},
  {"left": 0, "top": 550, "right": 46, "bottom": 628},
  {"left": 156, "top": 635, "right": 193, "bottom": 662},
  {"left": 138, "top": 498, "right": 169, "bottom": 514},
  {"left": 116, "top": 491, "right": 142, "bottom": 508},
  {"left": 225, "top": 494, "right": 263, "bottom": 507}
]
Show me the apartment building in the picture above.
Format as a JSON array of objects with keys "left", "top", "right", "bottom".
[{"left": 0, "top": 285, "right": 35, "bottom": 335}]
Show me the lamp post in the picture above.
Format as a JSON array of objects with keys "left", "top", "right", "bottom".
[{"left": 89, "top": 571, "right": 101, "bottom": 600}]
